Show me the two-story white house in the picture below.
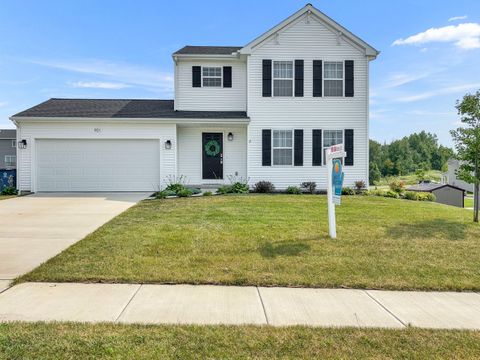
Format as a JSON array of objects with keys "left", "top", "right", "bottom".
[{"left": 11, "top": 4, "right": 378, "bottom": 192}]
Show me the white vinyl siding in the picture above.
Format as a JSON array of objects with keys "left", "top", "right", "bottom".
[
  {"left": 247, "top": 11, "right": 369, "bottom": 189},
  {"left": 324, "top": 61, "right": 343, "bottom": 97},
  {"left": 272, "top": 130, "right": 293, "bottom": 165},
  {"left": 273, "top": 61, "right": 293, "bottom": 96},
  {"left": 175, "top": 60, "right": 247, "bottom": 111}
]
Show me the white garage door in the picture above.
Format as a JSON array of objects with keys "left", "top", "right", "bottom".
[{"left": 36, "top": 139, "right": 160, "bottom": 192}]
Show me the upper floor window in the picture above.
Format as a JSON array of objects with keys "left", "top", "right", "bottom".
[
  {"left": 272, "top": 129, "right": 293, "bottom": 165},
  {"left": 323, "top": 130, "right": 343, "bottom": 165},
  {"left": 273, "top": 61, "right": 293, "bottom": 97},
  {"left": 202, "top": 67, "right": 222, "bottom": 87},
  {"left": 5, "top": 155, "right": 16, "bottom": 167},
  {"left": 324, "top": 62, "right": 343, "bottom": 97},
  {"left": 11, "top": 140, "right": 16, "bottom": 148}
]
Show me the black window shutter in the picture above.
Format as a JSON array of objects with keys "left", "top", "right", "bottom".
[
  {"left": 345, "top": 60, "right": 354, "bottom": 97},
  {"left": 223, "top": 66, "right": 232, "bottom": 88},
  {"left": 262, "top": 129, "right": 272, "bottom": 166},
  {"left": 313, "top": 60, "right": 322, "bottom": 97},
  {"left": 312, "top": 129, "right": 322, "bottom": 166},
  {"left": 345, "top": 129, "right": 354, "bottom": 165},
  {"left": 294, "top": 129, "right": 304, "bottom": 166},
  {"left": 192, "top": 66, "right": 201, "bottom": 87},
  {"left": 262, "top": 60, "right": 272, "bottom": 97},
  {"left": 294, "top": 60, "right": 304, "bottom": 97}
]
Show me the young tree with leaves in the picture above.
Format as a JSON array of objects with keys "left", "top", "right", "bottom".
[{"left": 450, "top": 90, "right": 480, "bottom": 222}]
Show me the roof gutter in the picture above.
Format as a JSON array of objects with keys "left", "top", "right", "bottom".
[{"left": 11, "top": 116, "right": 250, "bottom": 124}]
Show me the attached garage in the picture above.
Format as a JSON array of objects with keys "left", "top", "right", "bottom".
[{"left": 36, "top": 139, "right": 160, "bottom": 192}]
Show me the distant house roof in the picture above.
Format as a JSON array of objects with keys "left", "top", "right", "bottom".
[
  {"left": 0, "top": 129, "right": 16, "bottom": 138},
  {"left": 407, "top": 183, "right": 465, "bottom": 193},
  {"left": 11, "top": 98, "right": 249, "bottom": 120},
  {"left": 173, "top": 46, "right": 242, "bottom": 55}
]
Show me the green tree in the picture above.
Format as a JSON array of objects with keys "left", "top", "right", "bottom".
[
  {"left": 369, "top": 162, "right": 381, "bottom": 184},
  {"left": 450, "top": 90, "right": 480, "bottom": 222}
]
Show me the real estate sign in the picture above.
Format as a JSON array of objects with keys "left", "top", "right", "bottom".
[{"left": 326, "top": 144, "right": 346, "bottom": 239}]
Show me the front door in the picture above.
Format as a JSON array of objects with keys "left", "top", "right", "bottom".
[{"left": 202, "top": 132, "right": 223, "bottom": 180}]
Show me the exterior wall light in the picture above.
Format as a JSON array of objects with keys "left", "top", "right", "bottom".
[
  {"left": 18, "top": 139, "right": 27, "bottom": 149},
  {"left": 165, "top": 140, "right": 172, "bottom": 150},
  {"left": 227, "top": 132, "right": 234, "bottom": 141}
]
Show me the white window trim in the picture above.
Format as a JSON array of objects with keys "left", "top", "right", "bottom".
[
  {"left": 11, "top": 140, "right": 16, "bottom": 148},
  {"left": 202, "top": 66, "right": 223, "bottom": 88},
  {"left": 271, "top": 129, "right": 294, "bottom": 166},
  {"left": 322, "top": 129, "right": 344, "bottom": 166},
  {"left": 323, "top": 60, "right": 345, "bottom": 98},
  {"left": 272, "top": 60, "right": 294, "bottom": 97},
  {"left": 5, "top": 155, "right": 16, "bottom": 166}
]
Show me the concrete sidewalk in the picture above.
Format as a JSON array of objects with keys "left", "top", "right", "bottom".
[{"left": 1, "top": 282, "right": 480, "bottom": 329}]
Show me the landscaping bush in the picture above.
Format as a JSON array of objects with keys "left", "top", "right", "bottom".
[
  {"left": 365, "top": 189, "right": 386, "bottom": 197},
  {"left": 404, "top": 191, "right": 419, "bottom": 201},
  {"left": 185, "top": 186, "right": 201, "bottom": 195},
  {"left": 253, "top": 181, "right": 275, "bottom": 193},
  {"left": 389, "top": 179, "right": 406, "bottom": 194},
  {"left": 286, "top": 186, "right": 302, "bottom": 194},
  {"left": 217, "top": 185, "right": 232, "bottom": 195},
  {"left": 300, "top": 182, "right": 317, "bottom": 194},
  {"left": 385, "top": 190, "right": 400, "bottom": 199},
  {"left": 177, "top": 188, "right": 193, "bottom": 197},
  {"left": 202, "top": 191, "right": 213, "bottom": 196},
  {"left": 231, "top": 182, "right": 249, "bottom": 194},
  {"left": 354, "top": 180, "right": 366, "bottom": 192},
  {"left": 1, "top": 186, "right": 17, "bottom": 195},
  {"left": 342, "top": 187, "right": 355, "bottom": 195},
  {"left": 165, "top": 183, "right": 186, "bottom": 194},
  {"left": 417, "top": 192, "right": 436, "bottom": 202}
]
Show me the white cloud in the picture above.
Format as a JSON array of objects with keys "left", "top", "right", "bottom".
[
  {"left": 69, "top": 81, "right": 130, "bottom": 89},
  {"left": 448, "top": 15, "right": 468, "bottom": 22},
  {"left": 384, "top": 72, "right": 430, "bottom": 89},
  {"left": 29, "top": 58, "right": 174, "bottom": 92},
  {"left": 393, "top": 23, "right": 480, "bottom": 49},
  {"left": 396, "top": 83, "right": 480, "bottom": 102}
]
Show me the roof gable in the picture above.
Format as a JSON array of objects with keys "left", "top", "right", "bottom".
[{"left": 240, "top": 4, "right": 379, "bottom": 57}]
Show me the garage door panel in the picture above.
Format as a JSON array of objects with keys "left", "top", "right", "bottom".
[{"left": 36, "top": 139, "right": 160, "bottom": 192}]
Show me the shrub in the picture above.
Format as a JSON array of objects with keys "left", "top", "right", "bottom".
[
  {"left": 1, "top": 186, "right": 17, "bottom": 195},
  {"left": 177, "top": 188, "right": 193, "bottom": 197},
  {"left": 404, "top": 191, "right": 419, "bottom": 201},
  {"left": 253, "top": 181, "right": 275, "bottom": 193},
  {"left": 165, "top": 183, "right": 186, "bottom": 194},
  {"left": 354, "top": 180, "right": 366, "bottom": 191},
  {"left": 389, "top": 179, "right": 406, "bottom": 194},
  {"left": 300, "top": 181, "right": 317, "bottom": 194},
  {"left": 185, "top": 186, "right": 201, "bottom": 195},
  {"left": 164, "top": 174, "right": 187, "bottom": 194},
  {"left": 155, "top": 190, "right": 169, "bottom": 199},
  {"left": 417, "top": 192, "right": 436, "bottom": 202},
  {"left": 217, "top": 185, "right": 233, "bottom": 195},
  {"left": 342, "top": 187, "right": 355, "bottom": 195},
  {"left": 286, "top": 186, "right": 302, "bottom": 194},
  {"left": 385, "top": 190, "right": 400, "bottom": 199},
  {"left": 365, "top": 189, "right": 386, "bottom": 197},
  {"left": 202, "top": 191, "right": 213, "bottom": 196}
]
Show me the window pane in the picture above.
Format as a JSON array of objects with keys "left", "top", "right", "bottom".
[
  {"left": 203, "top": 78, "right": 221, "bottom": 87},
  {"left": 324, "top": 130, "right": 343, "bottom": 147},
  {"left": 324, "top": 62, "right": 343, "bottom": 79},
  {"left": 324, "top": 80, "right": 343, "bottom": 96},
  {"left": 273, "top": 61, "right": 293, "bottom": 78},
  {"left": 273, "top": 79, "right": 293, "bottom": 96},
  {"left": 273, "top": 149, "right": 292, "bottom": 165}
]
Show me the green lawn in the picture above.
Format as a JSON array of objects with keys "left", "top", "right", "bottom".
[
  {"left": 374, "top": 170, "right": 443, "bottom": 186},
  {"left": 20, "top": 195, "right": 480, "bottom": 290},
  {"left": 0, "top": 195, "right": 15, "bottom": 201},
  {"left": 465, "top": 197, "right": 474, "bottom": 208},
  {"left": 1, "top": 323, "right": 479, "bottom": 359}
]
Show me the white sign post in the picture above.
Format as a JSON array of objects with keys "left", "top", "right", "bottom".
[{"left": 326, "top": 144, "right": 346, "bottom": 239}]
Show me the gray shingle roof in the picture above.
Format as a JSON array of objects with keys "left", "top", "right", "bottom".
[
  {"left": 12, "top": 99, "right": 248, "bottom": 119},
  {"left": 407, "top": 183, "right": 465, "bottom": 193},
  {"left": 0, "top": 129, "right": 16, "bottom": 138},
  {"left": 173, "top": 46, "right": 242, "bottom": 55}
]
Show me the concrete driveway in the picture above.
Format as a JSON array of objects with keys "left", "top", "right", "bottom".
[{"left": 0, "top": 193, "right": 150, "bottom": 283}]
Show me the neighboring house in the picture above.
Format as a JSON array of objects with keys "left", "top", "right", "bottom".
[
  {"left": 10, "top": 4, "right": 378, "bottom": 193},
  {"left": 0, "top": 129, "right": 16, "bottom": 170},
  {"left": 407, "top": 182, "right": 465, "bottom": 208},
  {"left": 446, "top": 159, "right": 474, "bottom": 193}
]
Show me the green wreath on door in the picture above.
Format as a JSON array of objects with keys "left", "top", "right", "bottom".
[{"left": 204, "top": 140, "right": 221, "bottom": 157}]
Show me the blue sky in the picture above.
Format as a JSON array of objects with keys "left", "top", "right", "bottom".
[{"left": 1, "top": 0, "right": 479, "bottom": 146}]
